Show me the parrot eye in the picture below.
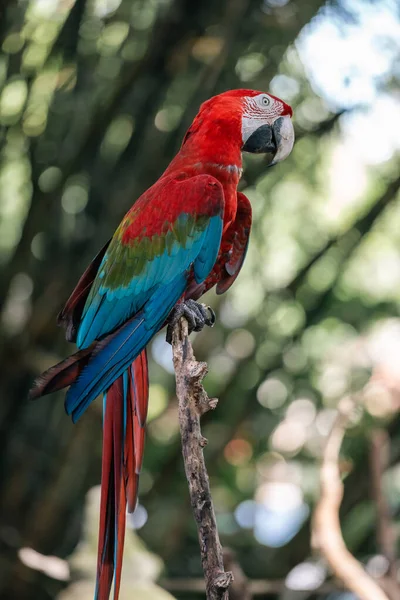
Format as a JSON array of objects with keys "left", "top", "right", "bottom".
[{"left": 261, "top": 95, "right": 270, "bottom": 107}]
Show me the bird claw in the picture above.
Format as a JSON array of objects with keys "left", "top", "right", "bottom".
[{"left": 166, "top": 300, "right": 216, "bottom": 344}]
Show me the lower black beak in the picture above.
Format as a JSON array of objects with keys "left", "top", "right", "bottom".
[
  {"left": 242, "top": 116, "right": 295, "bottom": 164},
  {"left": 242, "top": 123, "right": 277, "bottom": 155}
]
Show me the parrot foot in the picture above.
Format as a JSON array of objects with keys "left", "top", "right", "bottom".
[{"left": 166, "top": 300, "right": 216, "bottom": 344}]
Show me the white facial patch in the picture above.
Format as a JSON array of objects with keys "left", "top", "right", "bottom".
[{"left": 241, "top": 94, "right": 282, "bottom": 144}]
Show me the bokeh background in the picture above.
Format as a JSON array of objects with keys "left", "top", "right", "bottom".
[{"left": 0, "top": 0, "right": 400, "bottom": 598}]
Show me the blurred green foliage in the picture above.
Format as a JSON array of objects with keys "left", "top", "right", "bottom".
[{"left": 0, "top": 0, "right": 399, "bottom": 599}]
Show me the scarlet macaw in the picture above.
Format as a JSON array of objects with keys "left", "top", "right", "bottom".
[{"left": 30, "top": 89, "right": 294, "bottom": 599}]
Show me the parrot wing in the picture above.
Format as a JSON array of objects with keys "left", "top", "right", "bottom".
[
  {"left": 76, "top": 173, "right": 224, "bottom": 349},
  {"left": 216, "top": 191, "right": 252, "bottom": 294},
  {"left": 185, "top": 191, "right": 252, "bottom": 300},
  {"left": 65, "top": 173, "right": 224, "bottom": 422}
]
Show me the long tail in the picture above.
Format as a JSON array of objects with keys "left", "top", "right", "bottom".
[
  {"left": 29, "top": 276, "right": 183, "bottom": 599},
  {"left": 30, "top": 346, "right": 149, "bottom": 600},
  {"left": 95, "top": 349, "right": 149, "bottom": 600}
]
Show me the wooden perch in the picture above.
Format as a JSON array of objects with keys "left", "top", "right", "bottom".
[
  {"left": 171, "top": 318, "right": 233, "bottom": 600},
  {"left": 312, "top": 398, "right": 389, "bottom": 600}
]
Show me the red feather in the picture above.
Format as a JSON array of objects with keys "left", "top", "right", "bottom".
[
  {"left": 126, "top": 350, "right": 148, "bottom": 512},
  {"left": 96, "top": 390, "right": 115, "bottom": 600},
  {"left": 96, "top": 350, "right": 149, "bottom": 599}
]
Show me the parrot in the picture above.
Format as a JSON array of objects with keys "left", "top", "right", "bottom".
[{"left": 29, "top": 89, "right": 294, "bottom": 600}]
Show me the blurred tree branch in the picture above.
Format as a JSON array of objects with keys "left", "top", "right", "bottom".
[
  {"left": 165, "top": 0, "right": 255, "bottom": 156},
  {"left": 288, "top": 172, "right": 400, "bottom": 296},
  {"left": 172, "top": 318, "right": 233, "bottom": 599},
  {"left": 53, "top": 0, "right": 88, "bottom": 63},
  {"left": 312, "top": 397, "right": 389, "bottom": 600},
  {"left": 370, "top": 429, "right": 400, "bottom": 600}
]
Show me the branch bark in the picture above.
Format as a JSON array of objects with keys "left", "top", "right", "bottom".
[
  {"left": 312, "top": 397, "right": 390, "bottom": 600},
  {"left": 171, "top": 318, "right": 233, "bottom": 600}
]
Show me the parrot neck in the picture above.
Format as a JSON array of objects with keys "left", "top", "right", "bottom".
[
  {"left": 166, "top": 118, "right": 243, "bottom": 178},
  {"left": 181, "top": 128, "right": 243, "bottom": 173}
]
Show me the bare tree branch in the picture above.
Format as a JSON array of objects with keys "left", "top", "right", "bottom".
[
  {"left": 370, "top": 429, "right": 400, "bottom": 600},
  {"left": 312, "top": 398, "right": 390, "bottom": 600},
  {"left": 171, "top": 318, "right": 233, "bottom": 600}
]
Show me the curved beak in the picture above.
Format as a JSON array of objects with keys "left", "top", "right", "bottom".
[{"left": 242, "top": 115, "right": 294, "bottom": 165}]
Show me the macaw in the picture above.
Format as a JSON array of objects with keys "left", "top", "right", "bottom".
[{"left": 30, "top": 89, "right": 294, "bottom": 600}]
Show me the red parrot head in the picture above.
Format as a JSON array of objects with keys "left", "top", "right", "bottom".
[
  {"left": 239, "top": 90, "right": 294, "bottom": 164},
  {"left": 184, "top": 89, "right": 294, "bottom": 167}
]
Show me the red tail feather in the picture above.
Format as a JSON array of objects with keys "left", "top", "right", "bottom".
[
  {"left": 132, "top": 350, "right": 149, "bottom": 427},
  {"left": 96, "top": 392, "right": 115, "bottom": 600},
  {"left": 131, "top": 351, "right": 149, "bottom": 490},
  {"left": 111, "top": 377, "right": 126, "bottom": 600},
  {"left": 96, "top": 349, "right": 149, "bottom": 599}
]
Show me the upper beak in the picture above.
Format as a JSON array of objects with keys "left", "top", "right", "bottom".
[
  {"left": 242, "top": 115, "right": 294, "bottom": 165},
  {"left": 271, "top": 115, "right": 295, "bottom": 165}
]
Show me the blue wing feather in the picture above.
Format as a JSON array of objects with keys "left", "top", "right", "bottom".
[
  {"left": 77, "top": 217, "right": 211, "bottom": 349},
  {"left": 194, "top": 214, "right": 223, "bottom": 282}
]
